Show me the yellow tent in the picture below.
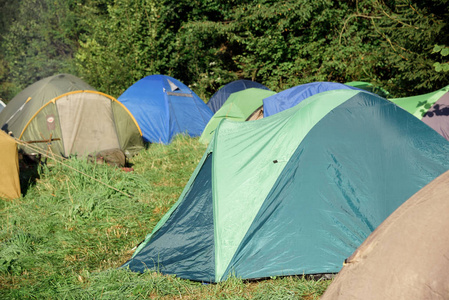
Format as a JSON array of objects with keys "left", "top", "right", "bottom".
[{"left": 0, "top": 130, "right": 21, "bottom": 199}]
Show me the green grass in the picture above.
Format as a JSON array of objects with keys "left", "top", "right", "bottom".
[{"left": 0, "top": 135, "right": 330, "bottom": 299}]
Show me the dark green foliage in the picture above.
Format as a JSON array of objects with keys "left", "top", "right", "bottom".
[
  {"left": 0, "top": 0, "right": 82, "bottom": 101},
  {"left": 75, "top": 0, "right": 239, "bottom": 98},
  {"left": 0, "top": 0, "right": 22, "bottom": 101},
  {"left": 1, "top": 0, "right": 448, "bottom": 100},
  {"left": 433, "top": 45, "right": 449, "bottom": 72},
  {"left": 0, "top": 232, "right": 41, "bottom": 275},
  {"left": 74, "top": 0, "right": 449, "bottom": 99},
  {"left": 343, "top": 0, "right": 449, "bottom": 96}
]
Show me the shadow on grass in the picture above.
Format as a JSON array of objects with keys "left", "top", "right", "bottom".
[{"left": 18, "top": 152, "right": 41, "bottom": 197}]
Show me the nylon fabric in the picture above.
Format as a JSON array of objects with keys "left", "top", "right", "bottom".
[
  {"left": 0, "top": 74, "right": 95, "bottom": 136},
  {"left": 207, "top": 80, "right": 270, "bottom": 113},
  {"left": 124, "top": 154, "right": 215, "bottom": 282},
  {"left": 0, "top": 74, "right": 143, "bottom": 157},
  {"left": 223, "top": 93, "right": 449, "bottom": 280},
  {"left": 129, "top": 142, "right": 214, "bottom": 257},
  {"left": 200, "top": 88, "right": 276, "bottom": 144},
  {"left": 118, "top": 75, "right": 213, "bottom": 144},
  {"left": 344, "top": 81, "right": 390, "bottom": 97},
  {"left": 168, "top": 93, "right": 209, "bottom": 139},
  {"left": 422, "top": 92, "right": 449, "bottom": 141},
  {"left": 246, "top": 106, "right": 264, "bottom": 121},
  {"left": 20, "top": 104, "right": 65, "bottom": 155},
  {"left": 213, "top": 89, "right": 361, "bottom": 281},
  {"left": 263, "top": 82, "right": 358, "bottom": 117},
  {"left": 390, "top": 85, "right": 449, "bottom": 119},
  {"left": 167, "top": 79, "right": 180, "bottom": 92},
  {"left": 56, "top": 92, "right": 120, "bottom": 156},
  {"left": 111, "top": 102, "right": 144, "bottom": 156},
  {"left": 123, "top": 89, "right": 449, "bottom": 282},
  {"left": 321, "top": 170, "right": 449, "bottom": 300}
]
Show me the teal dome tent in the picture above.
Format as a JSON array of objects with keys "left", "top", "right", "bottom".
[{"left": 124, "top": 89, "right": 449, "bottom": 282}]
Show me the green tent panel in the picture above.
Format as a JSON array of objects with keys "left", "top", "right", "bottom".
[
  {"left": 124, "top": 89, "right": 449, "bottom": 282},
  {"left": 0, "top": 74, "right": 143, "bottom": 157},
  {"left": 129, "top": 154, "right": 215, "bottom": 281},
  {"left": 390, "top": 85, "right": 449, "bottom": 118},
  {"left": 344, "top": 81, "right": 389, "bottom": 97},
  {"left": 390, "top": 85, "right": 449, "bottom": 140},
  {"left": 199, "top": 88, "right": 276, "bottom": 144}
]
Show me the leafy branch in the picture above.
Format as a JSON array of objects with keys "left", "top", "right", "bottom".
[{"left": 432, "top": 45, "right": 449, "bottom": 72}]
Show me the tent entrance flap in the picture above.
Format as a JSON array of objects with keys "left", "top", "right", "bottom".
[
  {"left": 246, "top": 105, "right": 264, "bottom": 121},
  {"left": 167, "top": 79, "right": 180, "bottom": 92},
  {"left": 56, "top": 92, "right": 120, "bottom": 156},
  {"left": 126, "top": 154, "right": 215, "bottom": 282}
]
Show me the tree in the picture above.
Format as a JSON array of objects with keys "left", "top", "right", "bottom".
[
  {"left": 75, "top": 0, "right": 240, "bottom": 98},
  {"left": 0, "top": 0, "right": 82, "bottom": 100},
  {"left": 47, "top": 0, "right": 449, "bottom": 100},
  {"left": 340, "top": 0, "right": 449, "bottom": 96},
  {"left": 0, "top": 0, "right": 22, "bottom": 100},
  {"left": 433, "top": 45, "right": 449, "bottom": 72}
]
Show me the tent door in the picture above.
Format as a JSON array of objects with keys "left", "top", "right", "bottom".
[{"left": 56, "top": 92, "right": 120, "bottom": 157}]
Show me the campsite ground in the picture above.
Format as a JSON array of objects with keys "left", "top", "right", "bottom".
[{"left": 0, "top": 136, "right": 330, "bottom": 299}]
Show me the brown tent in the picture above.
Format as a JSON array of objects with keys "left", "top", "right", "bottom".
[
  {"left": 0, "top": 130, "right": 21, "bottom": 199},
  {"left": 321, "top": 170, "right": 449, "bottom": 300}
]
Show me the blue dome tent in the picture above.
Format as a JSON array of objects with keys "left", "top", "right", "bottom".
[
  {"left": 118, "top": 75, "right": 213, "bottom": 144},
  {"left": 207, "top": 79, "right": 270, "bottom": 113},
  {"left": 263, "top": 82, "right": 359, "bottom": 117}
]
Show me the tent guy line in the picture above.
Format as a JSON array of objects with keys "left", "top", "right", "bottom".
[{"left": 12, "top": 135, "right": 133, "bottom": 198}]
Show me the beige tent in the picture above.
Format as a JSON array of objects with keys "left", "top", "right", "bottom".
[
  {"left": 0, "top": 74, "right": 144, "bottom": 158},
  {"left": 321, "top": 170, "right": 449, "bottom": 300},
  {"left": 0, "top": 130, "right": 20, "bottom": 199}
]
